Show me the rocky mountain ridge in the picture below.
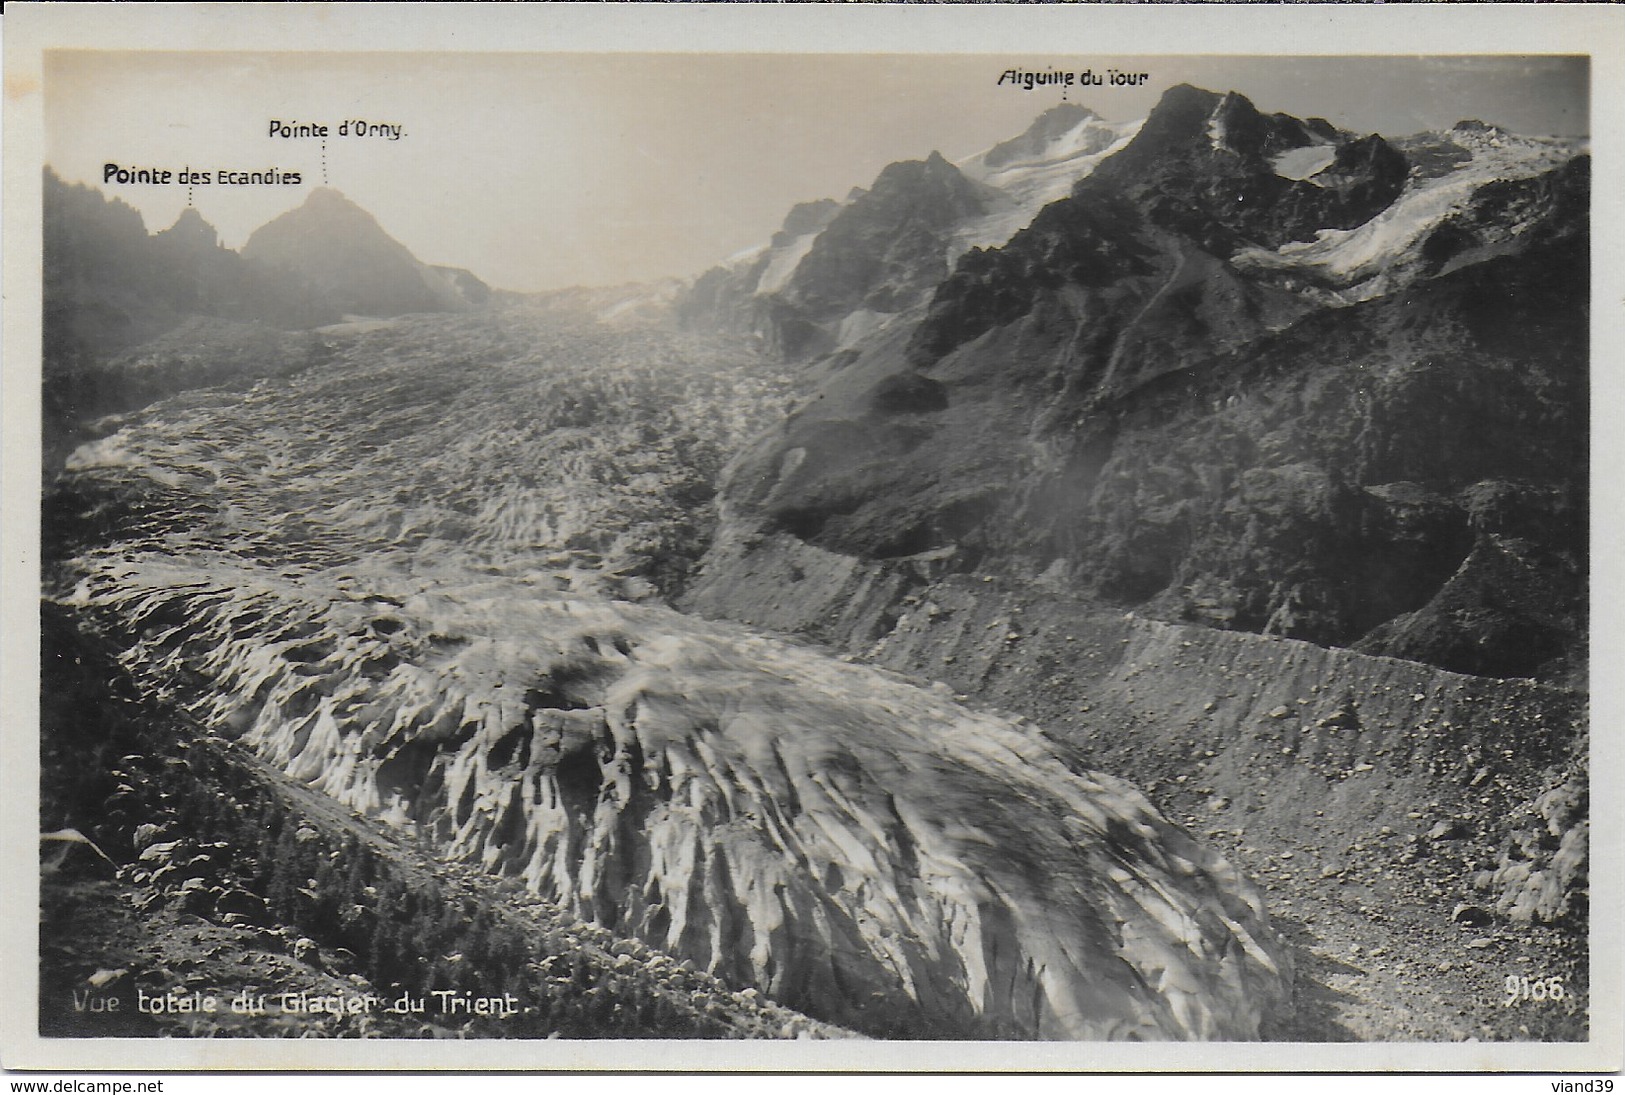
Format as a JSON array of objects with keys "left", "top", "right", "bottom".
[
  {"left": 43, "top": 171, "right": 337, "bottom": 368},
  {"left": 242, "top": 187, "right": 490, "bottom": 319},
  {"left": 61, "top": 556, "right": 1291, "bottom": 1039},
  {"left": 689, "top": 84, "right": 1588, "bottom": 682},
  {"left": 676, "top": 104, "right": 1142, "bottom": 361},
  {"left": 42, "top": 173, "right": 496, "bottom": 479}
]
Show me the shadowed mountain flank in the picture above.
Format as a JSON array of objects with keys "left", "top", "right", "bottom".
[
  {"left": 242, "top": 188, "right": 489, "bottom": 319},
  {"left": 698, "top": 85, "right": 1587, "bottom": 682}
]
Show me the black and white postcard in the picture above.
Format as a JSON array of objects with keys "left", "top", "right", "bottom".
[{"left": 3, "top": 2, "right": 1620, "bottom": 1075}]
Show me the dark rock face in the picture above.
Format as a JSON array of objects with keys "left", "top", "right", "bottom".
[
  {"left": 673, "top": 106, "right": 1142, "bottom": 363},
  {"left": 42, "top": 173, "right": 497, "bottom": 478},
  {"left": 785, "top": 153, "right": 988, "bottom": 317},
  {"left": 154, "top": 205, "right": 218, "bottom": 249},
  {"left": 46, "top": 301, "right": 1296, "bottom": 1037},
  {"left": 764, "top": 152, "right": 990, "bottom": 359},
  {"left": 42, "top": 177, "right": 491, "bottom": 379},
  {"left": 42, "top": 171, "right": 336, "bottom": 371},
  {"left": 712, "top": 84, "right": 1587, "bottom": 682},
  {"left": 866, "top": 371, "right": 950, "bottom": 417},
  {"left": 773, "top": 198, "right": 841, "bottom": 245},
  {"left": 673, "top": 252, "right": 773, "bottom": 338},
  {"left": 670, "top": 152, "right": 1000, "bottom": 365},
  {"left": 1418, "top": 155, "right": 1589, "bottom": 278},
  {"left": 44, "top": 171, "right": 183, "bottom": 367},
  {"left": 242, "top": 188, "right": 486, "bottom": 318},
  {"left": 980, "top": 103, "right": 1103, "bottom": 170},
  {"left": 904, "top": 187, "right": 1163, "bottom": 370}
]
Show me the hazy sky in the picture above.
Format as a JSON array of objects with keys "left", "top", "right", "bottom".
[{"left": 45, "top": 53, "right": 1588, "bottom": 292}]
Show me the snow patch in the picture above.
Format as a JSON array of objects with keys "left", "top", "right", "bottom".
[
  {"left": 725, "top": 242, "right": 768, "bottom": 267},
  {"left": 755, "top": 232, "right": 821, "bottom": 296},
  {"left": 1271, "top": 145, "right": 1338, "bottom": 182},
  {"left": 1232, "top": 134, "right": 1585, "bottom": 302},
  {"left": 835, "top": 308, "right": 892, "bottom": 351},
  {"left": 955, "top": 120, "right": 1141, "bottom": 254}
]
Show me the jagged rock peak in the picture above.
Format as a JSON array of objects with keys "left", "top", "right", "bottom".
[
  {"left": 981, "top": 103, "right": 1105, "bottom": 170},
  {"left": 1069, "top": 81, "right": 1407, "bottom": 254},
  {"left": 273, "top": 186, "right": 390, "bottom": 231},
  {"left": 1209, "top": 90, "right": 1276, "bottom": 156},
  {"left": 242, "top": 186, "right": 475, "bottom": 318},
  {"left": 242, "top": 188, "right": 403, "bottom": 256},
  {"left": 300, "top": 185, "right": 361, "bottom": 210},
  {"left": 772, "top": 198, "right": 842, "bottom": 247},
  {"left": 862, "top": 149, "right": 962, "bottom": 195},
  {"left": 156, "top": 206, "right": 220, "bottom": 248},
  {"left": 1111, "top": 84, "right": 1321, "bottom": 166},
  {"left": 65, "top": 561, "right": 1294, "bottom": 1040},
  {"left": 853, "top": 152, "right": 986, "bottom": 222}
]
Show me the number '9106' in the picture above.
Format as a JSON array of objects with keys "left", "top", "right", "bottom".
[{"left": 1505, "top": 974, "right": 1565, "bottom": 1005}]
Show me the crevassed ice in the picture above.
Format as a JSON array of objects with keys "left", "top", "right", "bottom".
[
  {"left": 54, "top": 297, "right": 1291, "bottom": 1042},
  {"left": 68, "top": 543, "right": 1292, "bottom": 1040}
]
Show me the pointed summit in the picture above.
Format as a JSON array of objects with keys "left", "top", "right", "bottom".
[
  {"left": 156, "top": 206, "right": 220, "bottom": 249},
  {"left": 771, "top": 198, "right": 841, "bottom": 249},
  {"left": 243, "top": 189, "right": 478, "bottom": 318},
  {"left": 267, "top": 187, "right": 398, "bottom": 241},
  {"left": 769, "top": 150, "right": 988, "bottom": 354},
  {"left": 303, "top": 185, "right": 353, "bottom": 205},
  {"left": 980, "top": 103, "right": 1106, "bottom": 171},
  {"left": 295, "top": 187, "right": 379, "bottom": 221}
]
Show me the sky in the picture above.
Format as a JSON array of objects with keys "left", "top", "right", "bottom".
[{"left": 45, "top": 52, "right": 1589, "bottom": 293}]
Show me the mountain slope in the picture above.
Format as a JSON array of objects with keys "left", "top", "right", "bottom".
[
  {"left": 40, "top": 87, "right": 1590, "bottom": 1047},
  {"left": 43, "top": 174, "right": 502, "bottom": 479},
  {"left": 42, "top": 171, "right": 337, "bottom": 369},
  {"left": 241, "top": 188, "right": 489, "bottom": 318},
  {"left": 705, "top": 86, "right": 1588, "bottom": 682},
  {"left": 48, "top": 304, "right": 1292, "bottom": 1039},
  {"left": 676, "top": 106, "right": 1142, "bottom": 362}
]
